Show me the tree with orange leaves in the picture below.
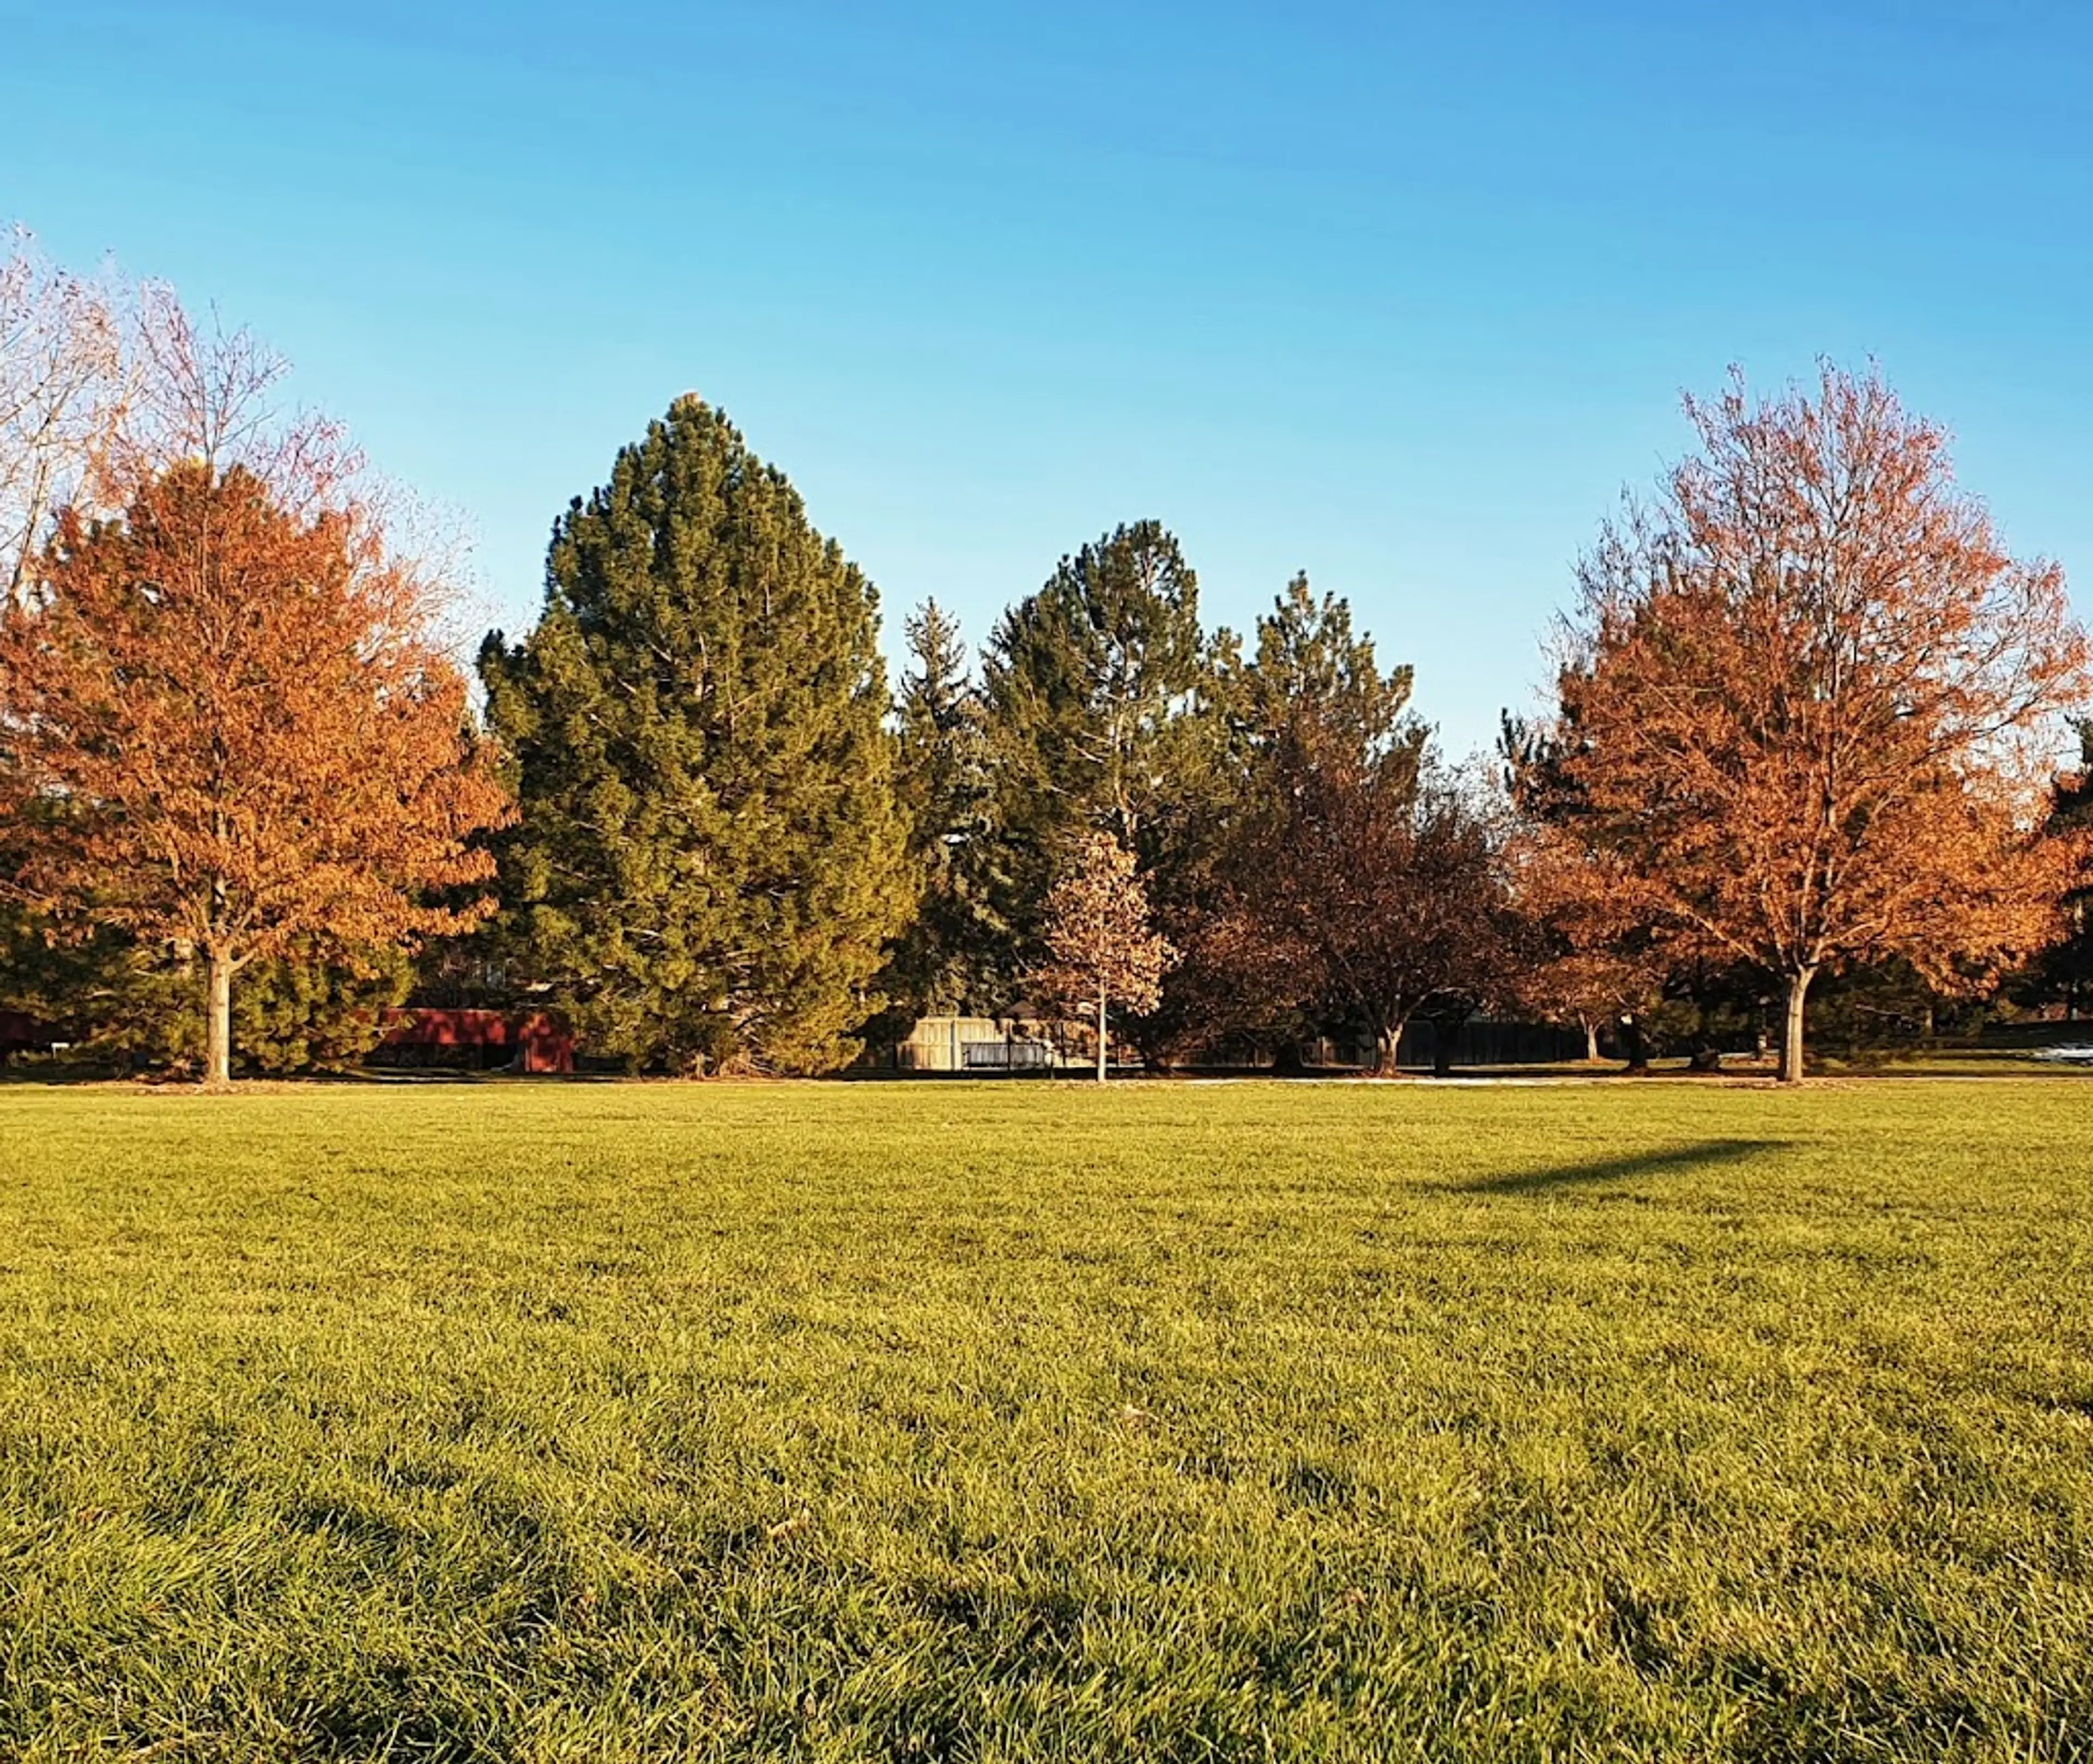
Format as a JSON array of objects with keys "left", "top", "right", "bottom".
[
  {"left": 0, "top": 315, "right": 508, "bottom": 1084},
  {"left": 1540, "top": 365, "right": 2090, "bottom": 1082},
  {"left": 1508, "top": 831, "right": 1666, "bottom": 1065}
]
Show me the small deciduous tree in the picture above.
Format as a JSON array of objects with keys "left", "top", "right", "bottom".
[
  {"left": 1507, "top": 831, "right": 1667, "bottom": 1065},
  {"left": 1546, "top": 365, "right": 2090, "bottom": 1081},
  {"left": 1033, "top": 830, "right": 1173, "bottom": 1082},
  {"left": 1242, "top": 709, "right": 1516, "bottom": 1075}
]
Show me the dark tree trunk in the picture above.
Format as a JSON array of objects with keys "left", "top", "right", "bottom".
[
  {"left": 1620, "top": 1013, "right": 1649, "bottom": 1073},
  {"left": 1430, "top": 1011, "right": 1470, "bottom": 1077}
]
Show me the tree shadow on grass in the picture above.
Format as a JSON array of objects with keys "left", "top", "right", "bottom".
[{"left": 1459, "top": 1138, "right": 1793, "bottom": 1196}]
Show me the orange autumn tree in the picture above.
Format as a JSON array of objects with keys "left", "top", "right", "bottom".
[
  {"left": 0, "top": 412, "right": 509, "bottom": 1083},
  {"left": 1508, "top": 828, "right": 1667, "bottom": 1066},
  {"left": 1543, "top": 365, "right": 2090, "bottom": 1082}
]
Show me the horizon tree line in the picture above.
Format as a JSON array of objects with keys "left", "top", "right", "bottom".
[{"left": 3, "top": 233, "right": 2089, "bottom": 1083}]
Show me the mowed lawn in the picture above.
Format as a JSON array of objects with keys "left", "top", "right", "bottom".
[{"left": 1, "top": 1080, "right": 2089, "bottom": 1762}]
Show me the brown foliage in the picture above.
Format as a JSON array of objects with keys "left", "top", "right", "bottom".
[
  {"left": 1545, "top": 365, "right": 2091, "bottom": 1079},
  {"left": 1503, "top": 827, "right": 1668, "bottom": 1060},
  {"left": 0, "top": 266, "right": 503, "bottom": 1082},
  {"left": 1248, "top": 722, "right": 1521, "bottom": 1074},
  {"left": 1032, "top": 830, "right": 1173, "bottom": 1080},
  {"left": 0, "top": 458, "right": 509, "bottom": 1082}
]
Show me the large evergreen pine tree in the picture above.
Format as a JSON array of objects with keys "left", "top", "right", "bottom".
[
  {"left": 1245, "top": 573, "right": 1421, "bottom": 773},
  {"left": 480, "top": 398, "right": 909, "bottom": 1074}
]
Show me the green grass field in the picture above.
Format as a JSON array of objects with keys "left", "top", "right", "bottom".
[{"left": 1, "top": 1078, "right": 2089, "bottom": 1762}]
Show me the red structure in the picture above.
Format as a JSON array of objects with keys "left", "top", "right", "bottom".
[
  {"left": 0, "top": 1011, "right": 59, "bottom": 1061},
  {"left": 371, "top": 1008, "right": 574, "bottom": 1074}
]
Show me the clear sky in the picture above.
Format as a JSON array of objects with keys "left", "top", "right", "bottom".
[{"left": 7, "top": 0, "right": 2089, "bottom": 758}]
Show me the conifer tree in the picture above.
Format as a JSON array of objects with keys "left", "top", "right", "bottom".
[
  {"left": 1159, "top": 576, "right": 1430, "bottom": 1067},
  {"left": 0, "top": 908, "right": 411, "bottom": 1075},
  {"left": 480, "top": 398, "right": 909, "bottom": 1074},
  {"left": 886, "top": 600, "right": 1003, "bottom": 1017},
  {"left": 1245, "top": 572, "right": 1421, "bottom": 771},
  {"left": 981, "top": 521, "right": 1209, "bottom": 990}
]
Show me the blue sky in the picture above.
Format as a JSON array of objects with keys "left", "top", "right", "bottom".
[{"left": 7, "top": 0, "right": 2089, "bottom": 757}]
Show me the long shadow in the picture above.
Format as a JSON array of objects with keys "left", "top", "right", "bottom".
[{"left": 1459, "top": 1138, "right": 1791, "bottom": 1196}]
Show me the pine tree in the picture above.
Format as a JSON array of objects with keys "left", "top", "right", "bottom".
[
  {"left": 980, "top": 521, "right": 1208, "bottom": 992},
  {"left": 886, "top": 600, "right": 1003, "bottom": 1018},
  {"left": 0, "top": 909, "right": 411, "bottom": 1076},
  {"left": 480, "top": 398, "right": 910, "bottom": 1074},
  {"left": 1032, "top": 831, "right": 1173, "bottom": 1082},
  {"left": 1245, "top": 573, "right": 1420, "bottom": 771},
  {"left": 1152, "top": 576, "right": 1430, "bottom": 1069}
]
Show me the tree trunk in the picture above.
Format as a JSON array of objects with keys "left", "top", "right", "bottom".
[
  {"left": 1780, "top": 966, "right": 1816, "bottom": 1084},
  {"left": 207, "top": 950, "right": 233, "bottom": 1086},
  {"left": 1620, "top": 1013, "right": 1648, "bottom": 1073},
  {"left": 1432, "top": 1016, "right": 1466, "bottom": 1078},
  {"left": 1373, "top": 1024, "right": 1402, "bottom": 1077},
  {"left": 1583, "top": 1018, "right": 1600, "bottom": 1064},
  {"left": 1096, "top": 990, "right": 1108, "bottom": 1085}
]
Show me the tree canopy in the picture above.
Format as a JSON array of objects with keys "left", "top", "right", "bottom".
[
  {"left": 0, "top": 458, "right": 504, "bottom": 1082},
  {"left": 1032, "top": 830, "right": 1173, "bottom": 1082},
  {"left": 480, "top": 397, "right": 910, "bottom": 1075},
  {"left": 1534, "top": 366, "right": 2091, "bottom": 1079},
  {"left": 979, "top": 521, "right": 1214, "bottom": 993},
  {"left": 10, "top": 230, "right": 2093, "bottom": 1087}
]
